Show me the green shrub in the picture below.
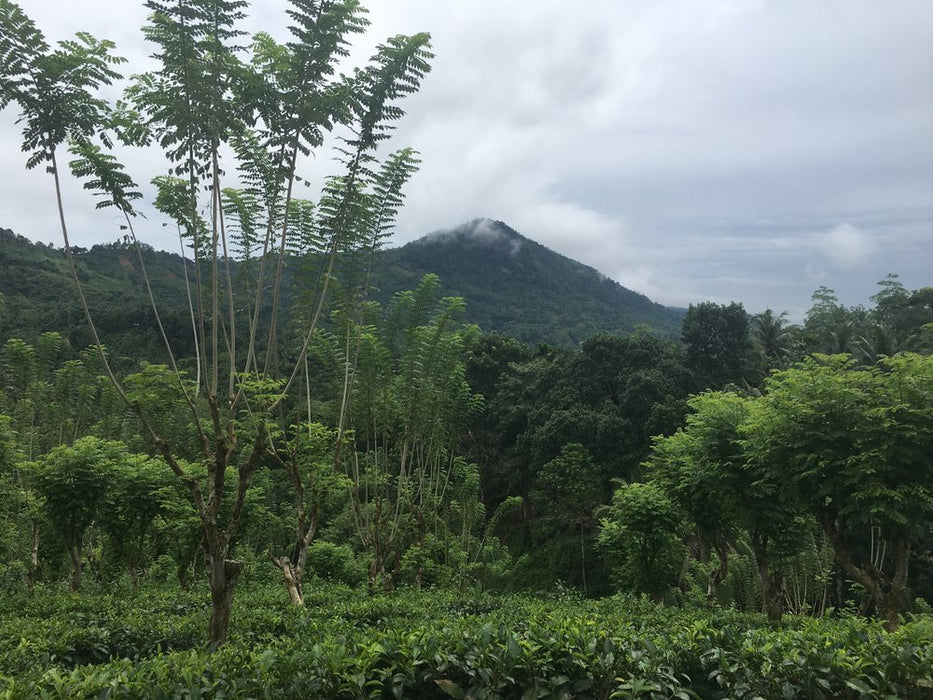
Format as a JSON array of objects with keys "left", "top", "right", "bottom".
[{"left": 306, "top": 540, "right": 367, "bottom": 587}]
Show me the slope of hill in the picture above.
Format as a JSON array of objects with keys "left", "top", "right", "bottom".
[
  {"left": 0, "top": 220, "right": 683, "bottom": 351},
  {"left": 374, "top": 219, "right": 683, "bottom": 345},
  {"left": 0, "top": 228, "right": 196, "bottom": 358}
]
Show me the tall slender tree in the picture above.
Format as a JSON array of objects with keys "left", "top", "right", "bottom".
[{"left": 0, "top": 0, "right": 431, "bottom": 644}]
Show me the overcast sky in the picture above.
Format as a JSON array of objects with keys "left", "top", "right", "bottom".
[{"left": 2, "top": 1, "right": 931, "bottom": 320}]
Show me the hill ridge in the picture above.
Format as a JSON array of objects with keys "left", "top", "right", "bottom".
[{"left": 0, "top": 221, "right": 683, "bottom": 349}]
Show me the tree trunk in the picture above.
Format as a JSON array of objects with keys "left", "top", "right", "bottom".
[
  {"left": 85, "top": 533, "right": 101, "bottom": 583},
  {"left": 368, "top": 551, "right": 387, "bottom": 594},
  {"left": 706, "top": 536, "right": 729, "bottom": 607},
  {"left": 28, "top": 521, "right": 39, "bottom": 590},
  {"left": 751, "top": 531, "right": 783, "bottom": 621},
  {"left": 876, "top": 591, "right": 903, "bottom": 633},
  {"left": 273, "top": 555, "right": 304, "bottom": 606},
  {"left": 207, "top": 556, "right": 243, "bottom": 646},
  {"left": 762, "top": 569, "right": 785, "bottom": 622},
  {"left": 820, "top": 513, "right": 910, "bottom": 632},
  {"left": 68, "top": 541, "right": 82, "bottom": 593},
  {"left": 129, "top": 564, "right": 141, "bottom": 590}
]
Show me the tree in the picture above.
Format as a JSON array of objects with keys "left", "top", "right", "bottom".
[
  {"left": 511, "top": 331, "right": 695, "bottom": 487},
  {"left": 461, "top": 332, "right": 533, "bottom": 512},
  {"left": 0, "top": 413, "right": 25, "bottom": 582},
  {"left": 0, "top": 0, "right": 431, "bottom": 644},
  {"left": 802, "top": 286, "right": 866, "bottom": 356},
  {"left": 0, "top": 335, "right": 117, "bottom": 585},
  {"left": 747, "top": 309, "right": 798, "bottom": 383},
  {"left": 743, "top": 354, "right": 933, "bottom": 630},
  {"left": 268, "top": 421, "right": 349, "bottom": 606},
  {"left": 647, "top": 391, "right": 801, "bottom": 619},
  {"left": 472, "top": 331, "right": 693, "bottom": 591},
  {"left": 681, "top": 301, "right": 748, "bottom": 388},
  {"left": 99, "top": 452, "right": 171, "bottom": 587},
  {"left": 529, "top": 442, "right": 603, "bottom": 591},
  {"left": 338, "top": 276, "right": 481, "bottom": 590},
  {"left": 645, "top": 392, "right": 745, "bottom": 606},
  {"left": 32, "top": 437, "right": 123, "bottom": 591},
  {"left": 855, "top": 275, "right": 933, "bottom": 361},
  {"left": 869, "top": 274, "right": 911, "bottom": 338},
  {"left": 596, "top": 481, "right": 682, "bottom": 599}
]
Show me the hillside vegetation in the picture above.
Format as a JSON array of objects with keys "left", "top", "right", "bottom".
[
  {"left": 374, "top": 219, "right": 684, "bottom": 344},
  {"left": 0, "top": 220, "right": 683, "bottom": 352}
]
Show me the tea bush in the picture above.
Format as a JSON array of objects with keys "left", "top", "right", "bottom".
[{"left": 0, "top": 582, "right": 930, "bottom": 698}]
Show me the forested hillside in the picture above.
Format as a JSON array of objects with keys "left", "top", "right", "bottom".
[
  {"left": 0, "top": 221, "right": 683, "bottom": 351},
  {"left": 0, "top": 228, "right": 198, "bottom": 362},
  {"left": 374, "top": 219, "right": 684, "bottom": 343}
]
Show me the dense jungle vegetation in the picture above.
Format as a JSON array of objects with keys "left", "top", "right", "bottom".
[{"left": 0, "top": 0, "right": 931, "bottom": 696}]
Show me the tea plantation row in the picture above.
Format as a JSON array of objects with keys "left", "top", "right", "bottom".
[{"left": 0, "top": 582, "right": 930, "bottom": 698}]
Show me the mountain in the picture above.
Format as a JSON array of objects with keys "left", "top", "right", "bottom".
[
  {"left": 0, "top": 220, "right": 683, "bottom": 351},
  {"left": 373, "top": 219, "right": 683, "bottom": 345}
]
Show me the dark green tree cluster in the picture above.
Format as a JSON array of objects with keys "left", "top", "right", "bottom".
[
  {"left": 1, "top": 272, "right": 931, "bottom": 642},
  {"left": 746, "top": 276, "right": 933, "bottom": 382},
  {"left": 0, "top": 280, "right": 496, "bottom": 611},
  {"left": 463, "top": 329, "right": 698, "bottom": 592},
  {"left": 604, "top": 353, "right": 933, "bottom": 631},
  {"left": 0, "top": 334, "right": 197, "bottom": 592}
]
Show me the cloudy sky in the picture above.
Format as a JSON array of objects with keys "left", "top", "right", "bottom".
[{"left": 2, "top": 1, "right": 931, "bottom": 320}]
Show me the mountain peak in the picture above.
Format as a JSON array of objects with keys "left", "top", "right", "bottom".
[
  {"left": 380, "top": 220, "right": 684, "bottom": 345},
  {"left": 416, "top": 219, "right": 527, "bottom": 255}
]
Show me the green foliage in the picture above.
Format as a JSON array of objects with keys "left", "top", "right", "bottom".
[
  {"left": 795, "top": 278, "right": 933, "bottom": 362},
  {"left": 2, "top": 0, "right": 435, "bottom": 643},
  {"left": 32, "top": 437, "right": 123, "bottom": 590},
  {"left": 0, "top": 229, "right": 201, "bottom": 359},
  {"left": 0, "top": 413, "right": 24, "bottom": 581},
  {"left": 99, "top": 452, "right": 172, "bottom": 579},
  {"left": 0, "top": 221, "right": 689, "bottom": 355},
  {"left": 122, "top": 363, "right": 200, "bottom": 458},
  {"left": 743, "top": 353, "right": 933, "bottom": 626},
  {"left": 474, "top": 330, "right": 695, "bottom": 592},
  {"left": 746, "top": 308, "right": 799, "bottom": 383},
  {"left": 67, "top": 139, "right": 142, "bottom": 215},
  {"left": 804, "top": 286, "right": 862, "bottom": 355},
  {"left": 598, "top": 482, "right": 683, "bottom": 598},
  {"left": 329, "top": 275, "right": 488, "bottom": 590},
  {"left": 33, "top": 438, "right": 119, "bottom": 547},
  {"left": 306, "top": 540, "right": 366, "bottom": 587},
  {"left": 681, "top": 301, "right": 748, "bottom": 387},
  {"left": 0, "top": 1, "right": 124, "bottom": 171},
  {"left": 1, "top": 0, "right": 931, "bottom": 629},
  {"left": 745, "top": 354, "right": 933, "bottom": 542},
  {"left": 531, "top": 443, "right": 602, "bottom": 525},
  {"left": 0, "top": 583, "right": 930, "bottom": 698}
]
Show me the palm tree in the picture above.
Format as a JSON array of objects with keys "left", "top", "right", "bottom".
[
  {"left": 748, "top": 309, "right": 796, "bottom": 382},
  {"left": 853, "top": 323, "right": 919, "bottom": 364}
]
